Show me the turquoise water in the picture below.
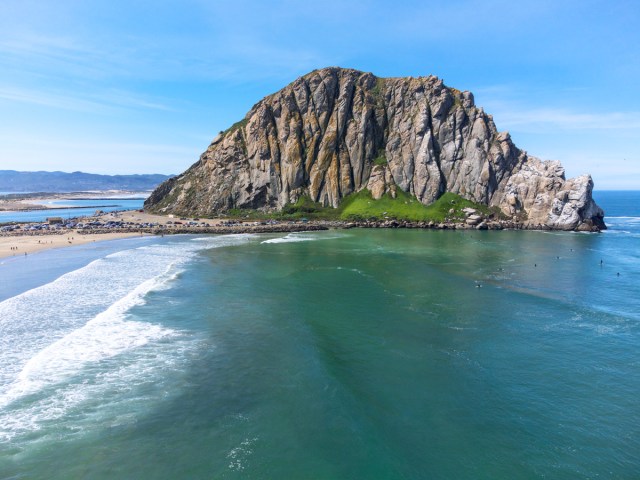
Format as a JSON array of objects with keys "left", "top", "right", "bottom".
[
  {"left": 0, "top": 198, "right": 145, "bottom": 223},
  {"left": 0, "top": 192, "right": 638, "bottom": 478}
]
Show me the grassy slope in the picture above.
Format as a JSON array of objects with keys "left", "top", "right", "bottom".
[
  {"left": 339, "top": 190, "right": 493, "bottom": 222},
  {"left": 229, "top": 189, "right": 497, "bottom": 223}
]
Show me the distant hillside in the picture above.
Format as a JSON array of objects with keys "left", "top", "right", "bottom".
[{"left": 0, "top": 170, "right": 173, "bottom": 193}]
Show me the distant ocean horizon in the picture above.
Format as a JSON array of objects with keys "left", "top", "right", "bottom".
[{"left": 0, "top": 190, "right": 638, "bottom": 478}]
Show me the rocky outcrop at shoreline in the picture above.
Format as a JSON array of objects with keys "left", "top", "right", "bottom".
[
  {"left": 146, "top": 67, "right": 605, "bottom": 232},
  {"left": 0, "top": 216, "right": 580, "bottom": 239}
]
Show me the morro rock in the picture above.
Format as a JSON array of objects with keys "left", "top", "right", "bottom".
[{"left": 145, "top": 67, "right": 605, "bottom": 231}]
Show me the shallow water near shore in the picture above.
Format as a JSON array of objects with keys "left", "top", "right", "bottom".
[
  {"left": 0, "top": 191, "right": 638, "bottom": 478},
  {"left": 0, "top": 197, "right": 145, "bottom": 223}
]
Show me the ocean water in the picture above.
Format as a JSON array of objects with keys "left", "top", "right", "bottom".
[
  {"left": 0, "top": 198, "right": 145, "bottom": 224},
  {"left": 0, "top": 191, "right": 638, "bottom": 479}
]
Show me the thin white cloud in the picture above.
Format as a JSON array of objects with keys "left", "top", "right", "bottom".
[
  {"left": 0, "top": 34, "right": 132, "bottom": 81},
  {"left": 0, "top": 133, "right": 196, "bottom": 155},
  {"left": 473, "top": 86, "right": 640, "bottom": 133},
  {"left": 0, "top": 85, "right": 174, "bottom": 113},
  {"left": 100, "top": 90, "right": 175, "bottom": 112},
  {"left": 0, "top": 35, "right": 93, "bottom": 62},
  {"left": 0, "top": 86, "right": 111, "bottom": 112},
  {"left": 493, "top": 108, "right": 640, "bottom": 132}
]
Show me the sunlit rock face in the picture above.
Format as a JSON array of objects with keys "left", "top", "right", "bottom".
[{"left": 146, "top": 67, "right": 605, "bottom": 231}]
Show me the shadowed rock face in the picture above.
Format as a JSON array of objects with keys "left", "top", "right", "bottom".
[{"left": 146, "top": 67, "right": 605, "bottom": 231}]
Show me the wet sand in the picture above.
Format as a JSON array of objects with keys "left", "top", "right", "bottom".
[{"left": 0, "top": 232, "right": 146, "bottom": 259}]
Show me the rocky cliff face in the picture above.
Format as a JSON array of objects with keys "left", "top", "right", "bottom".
[{"left": 146, "top": 67, "right": 605, "bottom": 231}]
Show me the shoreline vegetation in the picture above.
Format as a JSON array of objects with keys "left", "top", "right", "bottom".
[{"left": 0, "top": 190, "right": 600, "bottom": 260}]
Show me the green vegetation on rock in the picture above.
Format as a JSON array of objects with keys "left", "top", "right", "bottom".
[
  {"left": 373, "top": 153, "right": 388, "bottom": 166},
  {"left": 282, "top": 196, "right": 318, "bottom": 213},
  {"left": 224, "top": 118, "right": 248, "bottom": 135},
  {"left": 228, "top": 195, "right": 335, "bottom": 221},
  {"left": 338, "top": 190, "right": 493, "bottom": 222},
  {"left": 370, "top": 77, "right": 386, "bottom": 107},
  {"left": 226, "top": 190, "right": 497, "bottom": 223}
]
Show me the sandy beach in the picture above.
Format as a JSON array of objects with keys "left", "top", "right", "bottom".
[
  {"left": 0, "top": 231, "right": 147, "bottom": 259},
  {"left": 0, "top": 206, "right": 213, "bottom": 260}
]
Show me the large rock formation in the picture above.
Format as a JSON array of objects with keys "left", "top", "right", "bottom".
[{"left": 146, "top": 67, "right": 605, "bottom": 231}]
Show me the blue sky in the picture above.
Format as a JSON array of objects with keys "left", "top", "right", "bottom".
[{"left": 1, "top": 0, "right": 638, "bottom": 189}]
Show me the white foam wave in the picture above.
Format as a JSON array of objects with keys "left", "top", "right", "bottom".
[
  {"left": 262, "top": 233, "right": 317, "bottom": 244},
  {"left": 0, "top": 335, "right": 200, "bottom": 443},
  {"left": 0, "top": 234, "right": 252, "bottom": 443},
  {"left": 191, "top": 233, "right": 254, "bottom": 244},
  {"left": 0, "top": 248, "right": 192, "bottom": 392},
  {"left": 227, "top": 437, "right": 258, "bottom": 471},
  {"left": 261, "top": 232, "right": 343, "bottom": 244},
  {"left": 0, "top": 266, "right": 179, "bottom": 409}
]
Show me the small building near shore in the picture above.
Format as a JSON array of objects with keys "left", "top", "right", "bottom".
[{"left": 47, "top": 217, "right": 64, "bottom": 225}]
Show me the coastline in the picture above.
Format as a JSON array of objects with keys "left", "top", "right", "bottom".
[
  {"left": 0, "top": 231, "right": 147, "bottom": 259},
  {"left": 0, "top": 191, "right": 149, "bottom": 212},
  {"left": 2, "top": 194, "right": 609, "bottom": 260},
  {"left": 0, "top": 211, "right": 604, "bottom": 258}
]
